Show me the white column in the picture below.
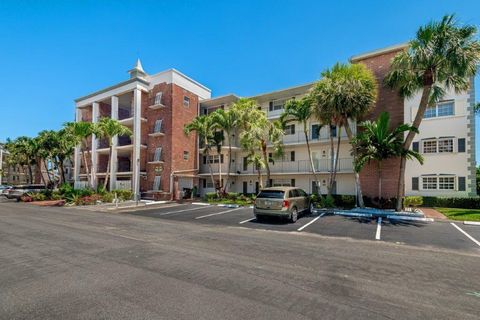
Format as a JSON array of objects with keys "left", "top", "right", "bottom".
[
  {"left": 110, "top": 96, "right": 119, "bottom": 191},
  {"left": 91, "top": 102, "right": 99, "bottom": 189},
  {"left": 132, "top": 88, "right": 142, "bottom": 201},
  {"left": 73, "top": 108, "right": 82, "bottom": 187}
]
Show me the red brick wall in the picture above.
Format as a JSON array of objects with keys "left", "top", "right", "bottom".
[{"left": 355, "top": 50, "right": 404, "bottom": 199}]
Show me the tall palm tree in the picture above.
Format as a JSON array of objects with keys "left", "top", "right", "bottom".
[
  {"left": 96, "top": 117, "right": 132, "bottom": 190},
  {"left": 55, "top": 128, "right": 76, "bottom": 184},
  {"left": 311, "top": 62, "right": 377, "bottom": 206},
  {"left": 211, "top": 108, "right": 239, "bottom": 194},
  {"left": 280, "top": 96, "right": 322, "bottom": 196},
  {"left": 385, "top": 14, "right": 480, "bottom": 211},
  {"left": 184, "top": 115, "right": 218, "bottom": 193},
  {"left": 37, "top": 130, "right": 57, "bottom": 186},
  {"left": 353, "top": 112, "right": 423, "bottom": 199},
  {"left": 64, "top": 121, "right": 96, "bottom": 187}
]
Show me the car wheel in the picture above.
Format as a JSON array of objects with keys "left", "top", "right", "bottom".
[
  {"left": 255, "top": 214, "right": 263, "bottom": 222},
  {"left": 290, "top": 207, "right": 298, "bottom": 223}
]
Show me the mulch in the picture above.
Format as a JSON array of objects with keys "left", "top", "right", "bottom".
[{"left": 30, "top": 200, "right": 66, "bottom": 207}]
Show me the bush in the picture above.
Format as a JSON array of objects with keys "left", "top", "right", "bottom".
[
  {"left": 204, "top": 192, "right": 218, "bottom": 202},
  {"left": 29, "top": 192, "right": 46, "bottom": 201},
  {"left": 333, "top": 195, "right": 356, "bottom": 208},
  {"left": 319, "top": 195, "right": 335, "bottom": 208},
  {"left": 404, "top": 196, "right": 423, "bottom": 207},
  {"left": 101, "top": 192, "right": 114, "bottom": 203},
  {"left": 77, "top": 194, "right": 102, "bottom": 205},
  {"left": 112, "top": 190, "right": 133, "bottom": 201},
  {"left": 226, "top": 192, "right": 240, "bottom": 200},
  {"left": 422, "top": 196, "right": 480, "bottom": 209},
  {"left": 21, "top": 195, "right": 33, "bottom": 202}
]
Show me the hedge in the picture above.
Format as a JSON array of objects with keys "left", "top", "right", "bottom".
[{"left": 421, "top": 196, "right": 480, "bottom": 209}]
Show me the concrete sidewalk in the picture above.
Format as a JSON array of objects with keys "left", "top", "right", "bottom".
[{"left": 420, "top": 207, "right": 447, "bottom": 220}]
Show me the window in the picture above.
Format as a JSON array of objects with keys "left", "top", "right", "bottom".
[
  {"left": 439, "top": 176, "right": 455, "bottom": 190},
  {"left": 422, "top": 140, "right": 437, "bottom": 153},
  {"left": 268, "top": 152, "right": 273, "bottom": 163},
  {"left": 272, "top": 179, "right": 292, "bottom": 187},
  {"left": 438, "top": 138, "right": 454, "bottom": 153},
  {"left": 207, "top": 155, "right": 223, "bottom": 164},
  {"left": 422, "top": 177, "right": 437, "bottom": 190},
  {"left": 153, "top": 176, "right": 161, "bottom": 191},
  {"left": 269, "top": 100, "right": 285, "bottom": 112},
  {"left": 284, "top": 124, "right": 295, "bottom": 135},
  {"left": 154, "top": 92, "right": 162, "bottom": 105},
  {"left": 243, "top": 157, "right": 248, "bottom": 171},
  {"left": 290, "top": 151, "right": 295, "bottom": 162},
  {"left": 183, "top": 151, "right": 189, "bottom": 160},
  {"left": 153, "top": 147, "right": 162, "bottom": 162},
  {"left": 311, "top": 124, "right": 320, "bottom": 140},
  {"left": 153, "top": 119, "right": 163, "bottom": 133},
  {"left": 183, "top": 96, "right": 190, "bottom": 108},
  {"left": 423, "top": 101, "right": 455, "bottom": 119},
  {"left": 330, "top": 125, "right": 337, "bottom": 137}
]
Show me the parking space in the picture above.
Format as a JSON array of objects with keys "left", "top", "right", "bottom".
[{"left": 127, "top": 203, "right": 480, "bottom": 253}]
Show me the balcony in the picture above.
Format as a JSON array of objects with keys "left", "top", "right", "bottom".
[
  {"left": 148, "top": 120, "right": 165, "bottom": 137},
  {"left": 148, "top": 148, "right": 164, "bottom": 163},
  {"left": 118, "top": 135, "right": 132, "bottom": 147},
  {"left": 235, "top": 158, "right": 354, "bottom": 175},
  {"left": 118, "top": 107, "right": 133, "bottom": 121}
]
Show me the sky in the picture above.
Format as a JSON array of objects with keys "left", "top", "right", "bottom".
[{"left": 0, "top": 0, "right": 479, "bottom": 158}]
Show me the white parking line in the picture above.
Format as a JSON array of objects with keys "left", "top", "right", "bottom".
[
  {"left": 159, "top": 206, "right": 208, "bottom": 216},
  {"left": 297, "top": 212, "right": 326, "bottom": 232},
  {"left": 375, "top": 217, "right": 382, "bottom": 240},
  {"left": 195, "top": 207, "right": 243, "bottom": 219},
  {"left": 450, "top": 223, "right": 480, "bottom": 247},
  {"left": 239, "top": 218, "right": 255, "bottom": 224}
]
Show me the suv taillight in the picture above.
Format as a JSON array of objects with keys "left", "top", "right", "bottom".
[{"left": 282, "top": 200, "right": 289, "bottom": 208}]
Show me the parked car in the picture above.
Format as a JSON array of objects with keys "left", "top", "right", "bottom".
[
  {"left": 254, "top": 187, "right": 312, "bottom": 223},
  {"left": 0, "top": 185, "right": 13, "bottom": 195},
  {"left": 4, "top": 185, "right": 46, "bottom": 201}
]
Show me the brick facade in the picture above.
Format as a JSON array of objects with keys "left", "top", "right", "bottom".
[{"left": 354, "top": 49, "right": 404, "bottom": 199}]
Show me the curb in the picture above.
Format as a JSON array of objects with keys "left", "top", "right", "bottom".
[{"left": 463, "top": 221, "right": 480, "bottom": 226}]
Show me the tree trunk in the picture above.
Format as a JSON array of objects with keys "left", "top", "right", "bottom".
[
  {"left": 104, "top": 144, "right": 112, "bottom": 191},
  {"left": 261, "top": 141, "right": 271, "bottom": 187},
  {"left": 43, "top": 159, "right": 52, "bottom": 188},
  {"left": 343, "top": 121, "right": 365, "bottom": 208},
  {"left": 257, "top": 168, "right": 263, "bottom": 189},
  {"left": 331, "top": 127, "right": 342, "bottom": 193},
  {"left": 328, "top": 127, "right": 335, "bottom": 197},
  {"left": 304, "top": 125, "right": 321, "bottom": 198},
  {"left": 59, "top": 161, "right": 66, "bottom": 185},
  {"left": 36, "top": 157, "right": 46, "bottom": 186},
  {"left": 81, "top": 140, "right": 91, "bottom": 187},
  {"left": 378, "top": 161, "right": 382, "bottom": 199},
  {"left": 223, "top": 139, "right": 232, "bottom": 194},
  {"left": 218, "top": 152, "right": 222, "bottom": 195},
  {"left": 28, "top": 165, "right": 33, "bottom": 184},
  {"left": 396, "top": 85, "right": 432, "bottom": 211}
]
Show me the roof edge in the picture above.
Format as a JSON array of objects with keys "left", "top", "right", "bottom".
[{"left": 350, "top": 43, "right": 409, "bottom": 62}]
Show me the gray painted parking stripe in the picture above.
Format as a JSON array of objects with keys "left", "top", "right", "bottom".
[
  {"left": 195, "top": 207, "right": 243, "bottom": 219},
  {"left": 450, "top": 223, "right": 480, "bottom": 247},
  {"left": 239, "top": 218, "right": 255, "bottom": 224},
  {"left": 375, "top": 217, "right": 382, "bottom": 240},
  {"left": 159, "top": 206, "right": 208, "bottom": 216},
  {"left": 297, "top": 212, "right": 326, "bottom": 232}
]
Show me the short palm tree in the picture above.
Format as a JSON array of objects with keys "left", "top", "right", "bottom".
[
  {"left": 353, "top": 112, "right": 423, "bottom": 199},
  {"left": 184, "top": 115, "right": 218, "bottom": 193},
  {"left": 211, "top": 108, "right": 239, "bottom": 194},
  {"left": 280, "top": 96, "right": 322, "bottom": 196},
  {"left": 64, "top": 121, "right": 96, "bottom": 187},
  {"left": 385, "top": 14, "right": 480, "bottom": 211},
  {"left": 311, "top": 62, "right": 377, "bottom": 206},
  {"left": 96, "top": 118, "right": 132, "bottom": 190}
]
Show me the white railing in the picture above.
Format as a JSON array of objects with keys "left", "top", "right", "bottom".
[
  {"left": 116, "top": 180, "right": 132, "bottom": 190},
  {"left": 74, "top": 181, "right": 89, "bottom": 189}
]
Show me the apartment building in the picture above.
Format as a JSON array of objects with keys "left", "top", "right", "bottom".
[
  {"left": 198, "top": 44, "right": 476, "bottom": 198},
  {"left": 74, "top": 60, "right": 210, "bottom": 200},
  {"left": 74, "top": 44, "right": 476, "bottom": 200}
]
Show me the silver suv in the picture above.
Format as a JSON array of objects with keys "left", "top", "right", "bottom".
[{"left": 254, "top": 187, "right": 312, "bottom": 223}]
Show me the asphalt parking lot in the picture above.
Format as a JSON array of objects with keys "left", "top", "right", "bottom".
[{"left": 128, "top": 203, "right": 480, "bottom": 253}]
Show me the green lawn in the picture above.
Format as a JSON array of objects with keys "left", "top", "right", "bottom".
[{"left": 435, "top": 207, "right": 480, "bottom": 222}]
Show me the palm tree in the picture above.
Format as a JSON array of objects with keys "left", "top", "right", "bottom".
[
  {"left": 353, "top": 112, "right": 423, "bottom": 199},
  {"left": 280, "top": 96, "right": 322, "bottom": 196},
  {"left": 64, "top": 121, "right": 96, "bottom": 187},
  {"left": 37, "top": 130, "right": 57, "bottom": 186},
  {"left": 385, "top": 14, "right": 480, "bottom": 211},
  {"left": 96, "top": 117, "right": 132, "bottom": 190},
  {"left": 54, "top": 128, "right": 76, "bottom": 184},
  {"left": 184, "top": 115, "right": 218, "bottom": 193},
  {"left": 211, "top": 108, "right": 239, "bottom": 194},
  {"left": 311, "top": 62, "right": 377, "bottom": 206}
]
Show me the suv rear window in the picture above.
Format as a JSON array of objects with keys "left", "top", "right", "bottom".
[{"left": 257, "top": 190, "right": 285, "bottom": 199}]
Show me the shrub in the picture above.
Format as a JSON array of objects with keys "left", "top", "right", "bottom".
[
  {"left": 319, "top": 195, "right": 335, "bottom": 208},
  {"left": 51, "top": 191, "right": 63, "bottom": 200},
  {"left": 422, "top": 196, "right": 480, "bottom": 209},
  {"left": 404, "top": 196, "right": 423, "bottom": 207},
  {"left": 226, "top": 192, "right": 240, "bottom": 200},
  {"left": 101, "top": 192, "right": 114, "bottom": 203},
  {"left": 29, "top": 192, "right": 46, "bottom": 201},
  {"left": 112, "top": 189, "right": 133, "bottom": 201},
  {"left": 334, "top": 195, "right": 355, "bottom": 208},
  {"left": 204, "top": 192, "right": 218, "bottom": 202},
  {"left": 78, "top": 194, "right": 102, "bottom": 205},
  {"left": 21, "top": 195, "right": 33, "bottom": 202}
]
